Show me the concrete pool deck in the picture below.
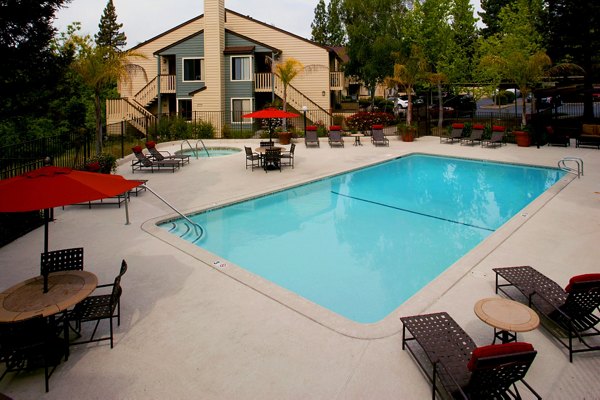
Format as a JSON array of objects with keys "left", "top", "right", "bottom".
[{"left": 1, "top": 136, "right": 599, "bottom": 399}]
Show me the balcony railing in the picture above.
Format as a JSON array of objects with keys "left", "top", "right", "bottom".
[{"left": 330, "top": 72, "right": 344, "bottom": 90}]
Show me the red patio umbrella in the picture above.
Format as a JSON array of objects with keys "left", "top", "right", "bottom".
[
  {"left": 0, "top": 166, "right": 143, "bottom": 291},
  {"left": 243, "top": 108, "right": 299, "bottom": 142}
]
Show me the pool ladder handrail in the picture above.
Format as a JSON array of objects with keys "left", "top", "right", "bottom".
[
  {"left": 558, "top": 157, "right": 584, "bottom": 178},
  {"left": 141, "top": 183, "right": 204, "bottom": 242},
  {"left": 180, "top": 139, "right": 199, "bottom": 159},
  {"left": 195, "top": 139, "right": 210, "bottom": 158}
]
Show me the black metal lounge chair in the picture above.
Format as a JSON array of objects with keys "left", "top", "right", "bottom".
[
  {"left": 280, "top": 143, "right": 295, "bottom": 168},
  {"left": 328, "top": 126, "right": 344, "bottom": 147},
  {"left": 401, "top": 312, "right": 540, "bottom": 399},
  {"left": 371, "top": 125, "right": 389, "bottom": 146},
  {"left": 131, "top": 146, "right": 181, "bottom": 173},
  {"left": 244, "top": 146, "right": 261, "bottom": 170},
  {"left": 440, "top": 123, "right": 464, "bottom": 143},
  {"left": 145, "top": 141, "right": 190, "bottom": 165},
  {"left": 69, "top": 262, "right": 126, "bottom": 349},
  {"left": 461, "top": 124, "right": 485, "bottom": 146},
  {"left": 494, "top": 266, "right": 600, "bottom": 362},
  {"left": 263, "top": 148, "right": 281, "bottom": 172},
  {"left": 482, "top": 126, "right": 506, "bottom": 147},
  {"left": 304, "top": 126, "right": 320, "bottom": 147},
  {"left": 0, "top": 315, "right": 66, "bottom": 392}
]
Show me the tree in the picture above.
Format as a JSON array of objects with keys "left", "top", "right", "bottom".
[
  {"left": 0, "top": 0, "right": 70, "bottom": 123},
  {"left": 310, "top": 0, "right": 328, "bottom": 45},
  {"left": 477, "top": 0, "right": 581, "bottom": 126},
  {"left": 327, "top": 0, "right": 346, "bottom": 46},
  {"left": 342, "top": 0, "right": 404, "bottom": 104},
  {"left": 69, "top": 32, "right": 145, "bottom": 155},
  {"left": 389, "top": 45, "right": 428, "bottom": 127},
  {"left": 478, "top": 0, "right": 515, "bottom": 38},
  {"left": 95, "top": 0, "right": 126, "bottom": 51},
  {"left": 543, "top": 0, "right": 600, "bottom": 119},
  {"left": 274, "top": 57, "right": 304, "bottom": 130}
]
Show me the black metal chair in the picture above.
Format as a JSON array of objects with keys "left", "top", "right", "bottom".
[
  {"left": 280, "top": 143, "right": 295, "bottom": 168},
  {"left": 0, "top": 315, "right": 66, "bottom": 392},
  {"left": 244, "top": 146, "right": 261, "bottom": 170},
  {"left": 41, "top": 247, "right": 84, "bottom": 276},
  {"left": 263, "top": 148, "right": 282, "bottom": 172},
  {"left": 69, "top": 261, "right": 126, "bottom": 349}
]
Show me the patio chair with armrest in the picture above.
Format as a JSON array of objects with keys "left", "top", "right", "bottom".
[
  {"left": 263, "top": 148, "right": 281, "bottom": 173},
  {"left": 280, "top": 143, "right": 295, "bottom": 168},
  {"left": 131, "top": 146, "right": 181, "bottom": 173},
  {"left": 304, "top": 126, "right": 320, "bottom": 147},
  {"left": 371, "top": 125, "right": 389, "bottom": 146},
  {"left": 461, "top": 124, "right": 485, "bottom": 146},
  {"left": 244, "top": 146, "right": 261, "bottom": 170},
  {"left": 482, "top": 126, "right": 506, "bottom": 147},
  {"left": 259, "top": 141, "right": 274, "bottom": 148},
  {"left": 41, "top": 247, "right": 84, "bottom": 276},
  {"left": 328, "top": 126, "right": 344, "bottom": 147},
  {"left": 145, "top": 141, "right": 190, "bottom": 165},
  {"left": 401, "top": 312, "right": 540, "bottom": 399},
  {"left": 0, "top": 315, "right": 66, "bottom": 392},
  {"left": 494, "top": 266, "right": 600, "bottom": 362},
  {"left": 68, "top": 262, "right": 126, "bottom": 349},
  {"left": 440, "top": 123, "right": 465, "bottom": 143}
]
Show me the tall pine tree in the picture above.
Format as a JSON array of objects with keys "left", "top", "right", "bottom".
[
  {"left": 327, "top": 0, "right": 346, "bottom": 46},
  {"left": 95, "top": 0, "right": 126, "bottom": 51},
  {"left": 478, "top": 0, "right": 515, "bottom": 38},
  {"left": 311, "top": 0, "right": 328, "bottom": 45}
]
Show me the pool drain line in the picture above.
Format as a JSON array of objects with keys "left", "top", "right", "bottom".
[{"left": 331, "top": 191, "right": 495, "bottom": 232}]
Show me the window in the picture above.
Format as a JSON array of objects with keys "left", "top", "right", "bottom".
[
  {"left": 178, "top": 99, "right": 192, "bottom": 120},
  {"left": 183, "top": 58, "right": 204, "bottom": 82},
  {"left": 231, "top": 98, "right": 252, "bottom": 123},
  {"left": 231, "top": 56, "right": 251, "bottom": 81}
]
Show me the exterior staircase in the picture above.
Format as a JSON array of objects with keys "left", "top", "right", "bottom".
[{"left": 255, "top": 73, "right": 334, "bottom": 126}]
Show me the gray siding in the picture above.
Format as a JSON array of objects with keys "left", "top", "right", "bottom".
[{"left": 159, "top": 32, "right": 206, "bottom": 98}]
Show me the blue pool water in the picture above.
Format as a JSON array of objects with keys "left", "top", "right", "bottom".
[
  {"left": 177, "top": 147, "right": 241, "bottom": 157},
  {"left": 160, "top": 154, "right": 565, "bottom": 323}
]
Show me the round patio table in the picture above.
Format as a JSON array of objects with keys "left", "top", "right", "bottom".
[
  {"left": 474, "top": 297, "right": 540, "bottom": 344},
  {"left": 350, "top": 133, "right": 364, "bottom": 146}
]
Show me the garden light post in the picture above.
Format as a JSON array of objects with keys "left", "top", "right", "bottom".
[{"left": 302, "top": 105, "right": 308, "bottom": 137}]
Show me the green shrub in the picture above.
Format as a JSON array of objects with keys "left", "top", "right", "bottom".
[
  {"left": 189, "top": 120, "right": 215, "bottom": 139},
  {"left": 346, "top": 112, "right": 395, "bottom": 132},
  {"left": 80, "top": 152, "right": 117, "bottom": 174}
]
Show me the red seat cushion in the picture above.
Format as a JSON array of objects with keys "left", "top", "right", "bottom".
[
  {"left": 492, "top": 125, "right": 506, "bottom": 132},
  {"left": 85, "top": 162, "right": 101, "bottom": 172},
  {"left": 467, "top": 342, "right": 534, "bottom": 371},
  {"left": 329, "top": 125, "right": 342, "bottom": 131},
  {"left": 564, "top": 273, "right": 600, "bottom": 292},
  {"left": 132, "top": 145, "right": 143, "bottom": 153},
  {"left": 452, "top": 123, "right": 464, "bottom": 129},
  {"left": 372, "top": 124, "right": 384, "bottom": 129},
  {"left": 146, "top": 141, "right": 156, "bottom": 149},
  {"left": 472, "top": 124, "right": 485, "bottom": 130},
  {"left": 306, "top": 125, "right": 317, "bottom": 131}
]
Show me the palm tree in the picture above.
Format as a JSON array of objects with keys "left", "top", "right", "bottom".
[
  {"left": 480, "top": 51, "right": 582, "bottom": 127},
  {"left": 272, "top": 57, "right": 304, "bottom": 131},
  {"left": 70, "top": 35, "right": 146, "bottom": 155},
  {"left": 389, "top": 46, "right": 428, "bottom": 127}
]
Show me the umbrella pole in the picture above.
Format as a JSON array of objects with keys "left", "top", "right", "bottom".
[
  {"left": 43, "top": 208, "right": 49, "bottom": 293},
  {"left": 124, "top": 192, "right": 130, "bottom": 225}
]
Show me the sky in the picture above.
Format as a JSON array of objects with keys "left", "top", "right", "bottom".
[{"left": 54, "top": 0, "right": 483, "bottom": 48}]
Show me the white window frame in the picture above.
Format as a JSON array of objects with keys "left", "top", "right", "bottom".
[
  {"left": 230, "top": 56, "right": 253, "bottom": 82},
  {"left": 182, "top": 57, "right": 204, "bottom": 82},
  {"left": 231, "top": 98, "right": 253, "bottom": 124}
]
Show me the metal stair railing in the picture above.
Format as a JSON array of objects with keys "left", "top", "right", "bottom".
[{"left": 558, "top": 157, "right": 583, "bottom": 178}]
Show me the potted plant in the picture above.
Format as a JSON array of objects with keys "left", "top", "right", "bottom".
[
  {"left": 398, "top": 123, "right": 416, "bottom": 142},
  {"left": 276, "top": 127, "right": 292, "bottom": 145},
  {"left": 513, "top": 127, "right": 531, "bottom": 147}
]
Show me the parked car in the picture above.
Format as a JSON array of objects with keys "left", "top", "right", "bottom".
[{"left": 431, "top": 94, "right": 476, "bottom": 117}]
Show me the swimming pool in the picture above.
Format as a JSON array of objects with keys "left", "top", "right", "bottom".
[
  {"left": 159, "top": 154, "right": 566, "bottom": 324},
  {"left": 177, "top": 147, "right": 241, "bottom": 158}
]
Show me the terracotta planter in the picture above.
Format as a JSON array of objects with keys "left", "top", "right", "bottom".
[
  {"left": 400, "top": 126, "right": 416, "bottom": 142},
  {"left": 514, "top": 130, "right": 531, "bottom": 147},
  {"left": 277, "top": 132, "right": 292, "bottom": 145}
]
